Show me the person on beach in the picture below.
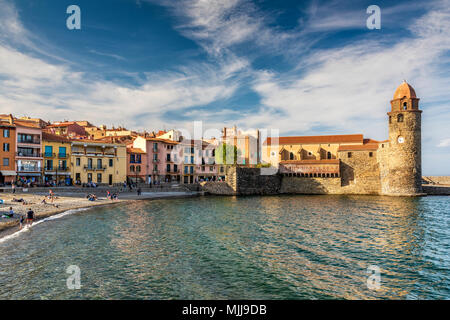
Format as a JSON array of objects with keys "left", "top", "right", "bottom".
[
  {"left": 106, "top": 190, "right": 111, "bottom": 200},
  {"left": 26, "top": 208, "right": 34, "bottom": 226},
  {"left": 12, "top": 182, "right": 16, "bottom": 194},
  {"left": 19, "top": 215, "right": 25, "bottom": 229},
  {"left": 137, "top": 187, "right": 142, "bottom": 196},
  {"left": 49, "top": 189, "right": 54, "bottom": 203}
]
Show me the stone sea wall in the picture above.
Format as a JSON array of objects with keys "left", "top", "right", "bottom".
[{"left": 201, "top": 167, "right": 449, "bottom": 196}]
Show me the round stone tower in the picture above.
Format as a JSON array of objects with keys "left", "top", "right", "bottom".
[{"left": 384, "top": 80, "right": 423, "bottom": 195}]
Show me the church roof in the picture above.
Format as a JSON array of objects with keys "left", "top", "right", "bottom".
[
  {"left": 393, "top": 80, "right": 417, "bottom": 100},
  {"left": 264, "top": 134, "right": 363, "bottom": 146}
]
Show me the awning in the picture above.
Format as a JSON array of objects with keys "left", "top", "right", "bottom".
[
  {"left": 0, "top": 170, "right": 17, "bottom": 176},
  {"left": 17, "top": 173, "right": 41, "bottom": 177}
]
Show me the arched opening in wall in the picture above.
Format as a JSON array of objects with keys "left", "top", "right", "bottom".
[
  {"left": 403, "top": 102, "right": 407, "bottom": 110},
  {"left": 327, "top": 151, "right": 332, "bottom": 159},
  {"left": 326, "top": 173, "right": 330, "bottom": 178},
  {"left": 389, "top": 116, "right": 392, "bottom": 124},
  {"left": 289, "top": 152, "right": 294, "bottom": 160},
  {"left": 397, "top": 114, "right": 404, "bottom": 122}
]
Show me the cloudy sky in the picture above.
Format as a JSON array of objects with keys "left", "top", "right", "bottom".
[{"left": 0, "top": 0, "right": 449, "bottom": 174}]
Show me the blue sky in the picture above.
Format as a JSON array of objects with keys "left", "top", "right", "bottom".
[{"left": 0, "top": 0, "right": 449, "bottom": 174}]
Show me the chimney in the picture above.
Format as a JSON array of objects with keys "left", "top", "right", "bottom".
[{"left": 8, "top": 114, "right": 13, "bottom": 125}]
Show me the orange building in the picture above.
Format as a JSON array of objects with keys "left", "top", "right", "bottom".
[{"left": 0, "top": 116, "right": 16, "bottom": 184}]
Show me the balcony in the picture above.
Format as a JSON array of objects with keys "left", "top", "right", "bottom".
[
  {"left": 58, "top": 153, "right": 68, "bottom": 158},
  {"left": 17, "top": 166, "right": 40, "bottom": 172},
  {"left": 16, "top": 151, "right": 41, "bottom": 158},
  {"left": 17, "top": 139, "right": 40, "bottom": 145},
  {"left": 83, "top": 165, "right": 107, "bottom": 171},
  {"left": 44, "top": 152, "right": 56, "bottom": 158},
  {"left": 152, "top": 159, "right": 160, "bottom": 163}
]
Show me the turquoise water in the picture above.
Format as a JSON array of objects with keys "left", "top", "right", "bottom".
[{"left": 0, "top": 195, "right": 449, "bottom": 299}]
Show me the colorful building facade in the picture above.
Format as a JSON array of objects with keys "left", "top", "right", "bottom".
[
  {"left": 132, "top": 136, "right": 180, "bottom": 184},
  {"left": 14, "top": 119, "right": 43, "bottom": 184},
  {"left": 42, "top": 132, "right": 72, "bottom": 185},
  {"left": 71, "top": 140, "right": 127, "bottom": 185},
  {"left": 0, "top": 117, "right": 16, "bottom": 184}
]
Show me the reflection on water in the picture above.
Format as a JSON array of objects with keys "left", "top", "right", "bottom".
[{"left": 0, "top": 195, "right": 449, "bottom": 299}]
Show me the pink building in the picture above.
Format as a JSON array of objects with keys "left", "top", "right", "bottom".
[
  {"left": 196, "top": 140, "right": 218, "bottom": 182},
  {"left": 132, "top": 136, "right": 181, "bottom": 184},
  {"left": 14, "top": 119, "right": 43, "bottom": 183},
  {"left": 126, "top": 147, "right": 147, "bottom": 183}
]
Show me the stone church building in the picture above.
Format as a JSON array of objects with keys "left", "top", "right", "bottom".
[{"left": 262, "top": 81, "right": 423, "bottom": 196}]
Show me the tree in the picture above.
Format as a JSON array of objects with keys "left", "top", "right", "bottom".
[{"left": 215, "top": 143, "right": 239, "bottom": 165}]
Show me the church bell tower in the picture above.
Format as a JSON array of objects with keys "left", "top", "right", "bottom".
[{"left": 384, "top": 80, "right": 423, "bottom": 195}]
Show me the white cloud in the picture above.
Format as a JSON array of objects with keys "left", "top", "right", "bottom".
[
  {"left": 0, "top": 0, "right": 249, "bottom": 131},
  {"left": 437, "top": 139, "right": 450, "bottom": 147}
]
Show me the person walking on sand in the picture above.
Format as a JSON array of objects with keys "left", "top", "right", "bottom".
[
  {"left": 12, "top": 182, "right": 16, "bottom": 194},
  {"left": 137, "top": 187, "right": 142, "bottom": 196},
  {"left": 26, "top": 208, "right": 34, "bottom": 226},
  {"left": 49, "top": 189, "right": 54, "bottom": 203}
]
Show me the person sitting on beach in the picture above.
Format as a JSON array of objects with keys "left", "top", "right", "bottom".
[
  {"left": 1, "top": 207, "right": 14, "bottom": 218},
  {"left": 13, "top": 198, "right": 24, "bottom": 202},
  {"left": 112, "top": 193, "right": 118, "bottom": 200},
  {"left": 26, "top": 208, "right": 34, "bottom": 226},
  {"left": 42, "top": 198, "right": 47, "bottom": 204}
]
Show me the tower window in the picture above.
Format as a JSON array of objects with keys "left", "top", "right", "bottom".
[
  {"left": 289, "top": 152, "right": 294, "bottom": 160},
  {"left": 369, "top": 152, "right": 373, "bottom": 157},
  {"left": 389, "top": 116, "right": 392, "bottom": 124},
  {"left": 397, "top": 114, "right": 404, "bottom": 122},
  {"left": 327, "top": 151, "right": 331, "bottom": 159},
  {"left": 403, "top": 102, "right": 407, "bottom": 110},
  {"left": 348, "top": 152, "right": 352, "bottom": 158}
]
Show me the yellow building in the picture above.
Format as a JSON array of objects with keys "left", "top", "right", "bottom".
[
  {"left": 42, "top": 132, "right": 72, "bottom": 185},
  {"left": 70, "top": 139, "right": 127, "bottom": 185}
]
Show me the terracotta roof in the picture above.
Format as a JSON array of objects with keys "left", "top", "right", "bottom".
[
  {"left": 0, "top": 121, "right": 15, "bottom": 128},
  {"left": 264, "top": 134, "right": 364, "bottom": 146},
  {"left": 280, "top": 159, "right": 340, "bottom": 165},
  {"left": 46, "top": 122, "right": 78, "bottom": 128},
  {"left": 42, "top": 132, "right": 71, "bottom": 142},
  {"left": 143, "top": 137, "right": 179, "bottom": 144},
  {"left": 13, "top": 120, "right": 41, "bottom": 129},
  {"left": 338, "top": 144, "right": 379, "bottom": 151},
  {"left": 393, "top": 80, "right": 417, "bottom": 100},
  {"left": 127, "top": 147, "right": 146, "bottom": 154}
]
